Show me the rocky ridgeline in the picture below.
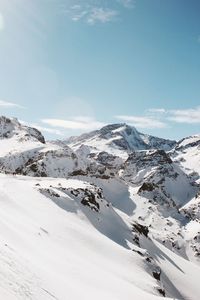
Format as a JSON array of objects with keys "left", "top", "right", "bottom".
[{"left": 39, "top": 184, "right": 105, "bottom": 213}]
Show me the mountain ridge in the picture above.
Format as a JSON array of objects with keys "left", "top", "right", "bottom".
[
  {"left": 65, "top": 123, "right": 177, "bottom": 159},
  {"left": 0, "top": 115, "right": 199, "bottom": 299}
]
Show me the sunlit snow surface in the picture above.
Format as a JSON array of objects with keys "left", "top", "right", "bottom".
[
  {"left": 0, "top": 119, "right": 200, "bottom": 299},
  {"left": 0, "top": 174, "right": 199, "bottom": 300}
]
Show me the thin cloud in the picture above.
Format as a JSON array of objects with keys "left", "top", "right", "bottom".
[
  {"left": 87, "top": 8, "right": 118, "bottom": 25},
  {"left": 20, "top": 120, "right": 64, "bottom": 136},
  {"left": 0, "top": 100, "right": 25, "bottom": 109},
  {"left": 168, "top": 107, "right": 200, "bottom": 124},
  {"left": 117, "top": 0, "right": 136, "bottom": 8},
  {"left": 147, "top": 108, "right": 166, "bottom": 114},
  {"left": 64, "top": 0, "right": 135, "bottom": 24},
  {"left": 146, "top": 106, "right": 200, "bottom": 125},
  {"left": 115, "top": 115, "right": 167, "bottom": 129},
  {"left": 70, "top": 4, "right": 88, "bottom": 22},
  {"left": 68, "top": 5, "right": 118, "bottom": 24},
  {"left": 41, "top": 117, "right": 106, "bottom": 130},
  {"left": 31, "top": 124, "right": 64, "bottom": 136}
]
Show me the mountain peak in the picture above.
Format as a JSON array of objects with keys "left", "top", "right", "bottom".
[
  {"left": 66, "top": 122, "right": 176, "bottom": 157},
  {"left": 0, "top": 116, "right": 45, "bottom": 144},
  {"left": 100, "top": 122, "right": 136, "bottom": 131},
  {"left": 99, "top": 123, "right": 127, "bottom": 132}
]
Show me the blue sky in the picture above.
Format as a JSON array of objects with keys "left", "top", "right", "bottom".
[{"left": 0, "top": 0, "right": 200, "bottom": 140}]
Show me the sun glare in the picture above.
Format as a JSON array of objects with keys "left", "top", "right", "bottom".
[{"left": 0, "top": 12, "right": 4, "bottom": 30}]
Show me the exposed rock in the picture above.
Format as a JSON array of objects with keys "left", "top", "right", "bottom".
[{"left": 132, "top": 223, "right": 149, "bottom": 237}]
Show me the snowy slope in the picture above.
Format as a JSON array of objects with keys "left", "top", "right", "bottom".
[
  {"left": 0, "top": 174, "right": 167, "bottom": 300},
  {"left": 0, "top": 174, "right": 200, "bottom": 299},
  {"left": 173, "top": 135, "right": 200, "bottom": 178}
]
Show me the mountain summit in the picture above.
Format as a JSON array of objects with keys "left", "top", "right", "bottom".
[
  {"left": 0, "top": 116, "right": 45, "bottom": 144},
  {"left": 66, "top": 123, "right": 176, "bottom": 158}
]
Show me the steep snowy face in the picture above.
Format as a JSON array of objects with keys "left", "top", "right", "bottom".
[
  {"left": 121, "top": 150, "right": 173, "bottom": 183},
  {"left": 66, "top": 124, "right": 176, "bottom": 158},
  {"left": 13, "top": 146, "right": 89, "bottom": 178},
  {"left": 173, "top": 134, "right": 200, "bottom": 178},
  {"left": 181, "top": 190, "right": 200, "bottom": 220},
  {"left": 0, "top": 139, "right": 93, "bottom": 178},
  {"left": 0, "top": 116, "right": 45, "bottom": 143},
  {"left": 176, "top": 135, "right": 200, "bottom": 151},
  {"left": 121, "top": 149, "right": 198, "bottom": 210}
]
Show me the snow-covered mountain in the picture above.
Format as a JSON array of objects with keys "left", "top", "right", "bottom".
[
  {"left": 0, "top": 116, "right": 45, "bottom": 143},
  {"left": 0, "top": 116, "right": 200, "bottom": 300},
  {"left": 173, "top": 134, "right": 200, "bottom": 179},
  {"left": 0, "top": 116, "right": 91, "bottom": 177},
  {"left": 66, "top": 123, "right": 176, "bottom": 159}
]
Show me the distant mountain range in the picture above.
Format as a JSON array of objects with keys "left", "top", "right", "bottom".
[{"left": 0, "top": 115, "right": 199, "bottom": 300}]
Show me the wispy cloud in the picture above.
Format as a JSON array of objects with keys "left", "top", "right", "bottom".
[
  {"left": 64, "top": 0, "right": 135, "bottom": 24},
  {"left": 22, "top": 105, "right": 200, "bottom": 137},
  {"left": 69, "top": 4, "right": 88, "bottom": 22},
  {"left": 115, "top": 105, "right": 200, "bottom": 129},
  {"left": 168, "top": 107, "right": 200, "bottom": 124},
  {"left": 20, "top": 120, "right": 64, "bottom": 136},
  {"left": 67, "top": 5, "right": 118, "bottom": 24},
  {"left": 0, "top": 100, "right": 25, "bottom": 109},
  {"left": 31, "top": 124, "right": 64, "bottom": 136},
  {"left": 115, "top": 115, "right": 167, "bottom": 129},
  {"left": 117, "top": 0, "right": 136, "bottom": 8},
  {"left": 147, "top": 108, "right": 166, "bottom": 114},
  {"left": 87, "top": 8, "right": 119, "bottom": 25},
  {"left": 41, "top": 116, "right": 105, "bottom": 130},
  {"left": 147, "top": 106, "right": 200, "bottom": 125}
]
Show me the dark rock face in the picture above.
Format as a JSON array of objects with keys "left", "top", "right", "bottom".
[
  {"left": 132, "top": 223, "right": 149, "bottom": 237},
  {"left": 153, "top": 270, "right": 161, "bottom": 281},
  {"left": 157, "top": 288, "right": 165, "bottom": 297},
  {"left": 176, "top": 136, "right": 200, "bottom": 151},
  {"left": 99, "top": 124, "right": 126, "bottom": 137},
  {"left": 69, "top": 169, "right": 88, "bottom": 176},
  {"left": 68, "top": 187, "right": 103, "bottom": 212},
  {"left": 81, "top": 190, "right": 100, "bottom": 212},
  {"left": 138, "top": 183, "right": 158, "bottom": 193},
  {"left": 28, "top": 127, "right": 45, "bottom": 144},
  {"left": 125, "top": 150, "right": 172, "bottom": 169},
  {"left": 39, "top": 185, "right": 104, "bottom": 213}
]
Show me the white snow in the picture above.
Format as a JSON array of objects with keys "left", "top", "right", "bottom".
[
  {"left": 0, "top": 118, "right": 199, "bottom": 300},
  {"left": 0, "top": 174, "right": 167, "bottom": 300}
]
